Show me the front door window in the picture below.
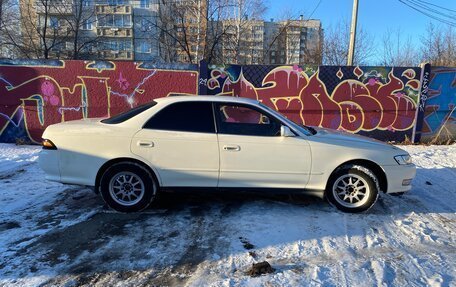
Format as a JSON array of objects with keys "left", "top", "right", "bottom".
[{"left": 216, "top": 103, "right": 280, "bottom": 136}]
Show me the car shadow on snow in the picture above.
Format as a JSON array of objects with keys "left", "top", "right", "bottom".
[{"left": 0, "top": 167, "right": 455, "bottom": 286}]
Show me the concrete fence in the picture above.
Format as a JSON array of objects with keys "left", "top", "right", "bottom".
[{"left": 0, "top": 59, "right": 453, "bottom": 144}]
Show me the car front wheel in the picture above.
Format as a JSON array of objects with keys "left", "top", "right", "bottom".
[
  {"left": 100, "top": 162, "right": 157, "bottom": 212},
  {"left": 326, "top": 164, "right": 379, "bottom": 213}
]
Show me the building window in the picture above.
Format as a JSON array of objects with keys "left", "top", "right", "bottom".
[
  {"left": 140, "top": 0, "right": 150, "bottom": 8},
  {"left": 82, "top": 19, "right": 93, "bottom": 30},
  {"left": 140, "top": 18, "right": 152, "bottom": 31},
  {"left": 50, "top": 16, "right": 59, "bottom": 28},
  {"left": 100, "top": 40, "right": 132, "bottom": 51},
  {"left": 82, "top": 0, "right": 92, "bottom": 6},
  {"left": 97, "top": 14, "right": 131, "bottom": 27},
  {"left": 137, "top": 41, "right": 151, "bottom": 53},
  {"left": 108, "top": 0, "right": 125, "bottom": 5}
]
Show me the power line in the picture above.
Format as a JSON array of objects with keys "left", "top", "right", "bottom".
[
  {"left": 399, "top": 0, "right": 456, "bottom": 26},
  {"left": 306, "top": 0, "right": 322, "bottom": 20},
  {"left": 407, "top": 0, "right": 456, "bottom": 20},
  {"left": 398, "top": 0, "right": 456, "bottom": 27},
  {"left": 414, "top": 0, "right": 456, "bottom": 14}
]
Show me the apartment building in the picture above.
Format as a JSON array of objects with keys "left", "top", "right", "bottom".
[
  {"left": 158, "top": 0, "right": 207, "bottom": 63},
  {"left": 19, "top": 0, "right": 161, "bottom": 60},
  {"left": 216, "top": 19, "right": 264, "bottom": 64},
  {"left": 18, "top": 0, "right": 320, "bottom": 64},
  {"left": 210, "top": 17, "right": 322, "bottom": 65}
]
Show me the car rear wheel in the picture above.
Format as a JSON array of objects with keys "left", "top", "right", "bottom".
[
  {"left": 100, "top": 162, "right": 157, "bottom": 212},
  {"left": 326, "top": 165, "right": 379, "bottom": 213}
]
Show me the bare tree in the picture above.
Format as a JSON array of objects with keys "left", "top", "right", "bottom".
[
  {"left": 323, "top": 20, "right": 375, "bottom": 66},
  {"left": 25, "top": 0, "right": 74, "bottom": 59},
  {"left": 2, "top": 0, "right": 78, "bottom": 59},
  {"left": 301, "top": 26, "right": 323, "bottom": 65},
  {"left": 147, "top": 0, "right": 267, "bottom": 64},
  {"left": 0, "top": 0, "right": 22, "bottom": 58},
  {"left": 218, "top": 0, "right": 266, "bottom": 64},
  {"left": 421, "top": 23, "right": 456, "bottom": 67},
  {"left": 60, "top": 0, "right": 101, "bottom": 59},
  {"left": 204, "top": 0, "right": 236, "bottom": 63},
  {"left": 380, "top": 28, "right": 419, "bottom": 66},
  {"left": 155, "top": 0, "right": 208, "bottom": 64}
]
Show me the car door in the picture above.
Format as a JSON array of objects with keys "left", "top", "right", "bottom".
[
  {"left": 215, "top": 102, "right": 311, "bottom": 189},
  {"left": 131, "top": 101, "right": 219, "bottom": 187}
]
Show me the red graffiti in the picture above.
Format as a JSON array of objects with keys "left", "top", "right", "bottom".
[
  {"left": 210, "top": 66, "right": 420, "bottom": 133},
  {"left": 0, "top": 61, "right": 198, "bottom": 143}
]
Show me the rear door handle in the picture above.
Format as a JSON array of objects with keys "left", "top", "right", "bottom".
[
  {"left": 223, "top": 145, "right": 240, "bottom": 151},
  {"left": 138, "top": 141, "right": 154, "bottom": 148}
]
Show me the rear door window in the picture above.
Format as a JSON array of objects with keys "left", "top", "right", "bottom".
[{"left": 143, "top": 101, "right": 215, "bottom": 133}]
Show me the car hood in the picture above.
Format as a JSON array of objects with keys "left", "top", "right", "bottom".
[{"left": 310, "top": 127, "right": 401, "bottom": 150}]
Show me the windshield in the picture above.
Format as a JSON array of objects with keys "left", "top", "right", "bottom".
[
  {"left": 259, "top": 102, "right": 314, "bottom": 136},
  {"left": 101, "top": 101, "right": 157, "bottom": 124}
]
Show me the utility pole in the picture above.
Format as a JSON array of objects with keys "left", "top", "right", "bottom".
[{"left": 347, "top": 0, "right": 359, "bottom": 66}]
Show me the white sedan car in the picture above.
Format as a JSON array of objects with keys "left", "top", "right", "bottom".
[{"left": 39, "top": 96, "right": 416, "bottom": 213}]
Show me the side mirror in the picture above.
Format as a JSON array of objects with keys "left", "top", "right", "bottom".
[{"left": 280, "top": 125, "right": 295, "bottom": 137}]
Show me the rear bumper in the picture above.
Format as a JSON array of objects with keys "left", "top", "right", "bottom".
[
  {"left": 381, "top": 163, "right": 416, "bottom": 193},
  {"left": 38, "top": 149, "right": 61, "bottom": 182}
]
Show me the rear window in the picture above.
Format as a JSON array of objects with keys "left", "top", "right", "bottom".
[
  {"left": 143, "top": 101, "right": 215, "bottom": 133},
  {"left": 101, "top": 101, "right": 157, "bottom": 124}
]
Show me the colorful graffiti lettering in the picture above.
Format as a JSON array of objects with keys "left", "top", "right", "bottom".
[
  {"left": 2, "top": 60, "right": 455, "bottom": 144},
  {"left": 203, "top": 64, "right": 422, "bottom": 142},
  {"left": 0, "top": 60, "right": 198, "bottom": 143},
  {"left": 421, "top": 67, "right": 456, "bottom": 141}
]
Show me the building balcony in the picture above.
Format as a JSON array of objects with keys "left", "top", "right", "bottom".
[
  {"left": 96, "top": 5, "right": 131, "bottom": 14},
  {"left": 97, "top": 27, "right": 132, "bottom": 37},
  {"left": 48, "top": 50, "right": 73, "bottom": 58},
  {"left": 38, "top": 26, "right": 75, "bottom": 37},
  {"left": 97, "top": 50, "right": 133, "bottom": 60},
  {"left": 35, "top": 2, "right": 74, "bottom": 15}
]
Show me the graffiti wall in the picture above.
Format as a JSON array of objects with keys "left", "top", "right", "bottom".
[
  {"left": 2, "top": 59, "right": 454, "bottom": 144},
  {"left": 420, "top": 67, "right": 456, "bottom": 142},
  {"left": 200, "top": 63, "right": 424, "bottom": 142},
  {"left": 0, "top": 60, "right": 198, "bottom": 143}
]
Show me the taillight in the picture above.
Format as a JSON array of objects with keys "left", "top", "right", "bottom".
[{"left": 42, "top": 139, "right": 57, "bottom": 150}]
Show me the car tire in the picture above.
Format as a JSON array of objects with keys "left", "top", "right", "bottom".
[
  {"left": 326, "top": 164, "right": 379, "bottom": 213},
  {"left": 100, "top": 162, "right": 157, "bottom": 212}
]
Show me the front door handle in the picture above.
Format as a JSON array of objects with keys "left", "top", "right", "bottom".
[
  {"left": 223, "top": 145, "right": 240, "bottom": 151},
  {"left": 138, "top": 141, "right": 154, "bottom": 148}
]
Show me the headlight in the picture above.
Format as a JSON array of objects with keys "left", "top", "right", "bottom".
[{"left": 394, "top": 155, "right": 412, "bottom": 165}]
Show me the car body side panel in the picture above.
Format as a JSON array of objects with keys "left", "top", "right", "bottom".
[
  {"left": 305, "top": 135, "right": 408, "bottom": 191},
  {"left": 217, "top": 134, "right": 311, "bottom": 188},
  {"left": 39, "top": 97, "right": 416, "bottom": 196},
  {"left": 381, "top": 164, "right": 416, "bottom": 193},
  {"left": 41, "top": 120, "right": 151, "bottom": 186},
  {"left": 131, "top": 129, "right": 220, "bottom": 187}
]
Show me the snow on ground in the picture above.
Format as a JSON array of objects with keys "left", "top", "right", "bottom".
[{"left": 0, "top": 143, "right": 455, "bottom": 287}]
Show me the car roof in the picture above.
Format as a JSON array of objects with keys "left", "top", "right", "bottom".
[{"left": 154, "top": 95, "right": 260, "bottom": 105}]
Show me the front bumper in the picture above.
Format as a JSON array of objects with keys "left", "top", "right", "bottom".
[
  {"left": 38, "top": 149, "right": 61, "bottom": 182},
  {"left": 381, "top": 163, "right": 416, "bottom": 193}
]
